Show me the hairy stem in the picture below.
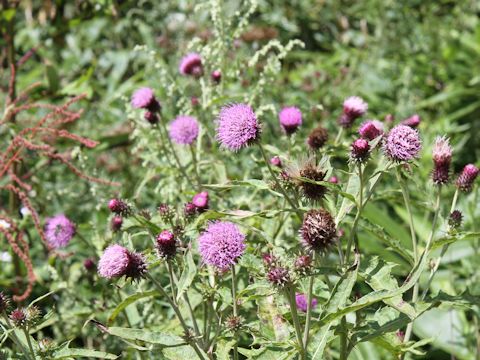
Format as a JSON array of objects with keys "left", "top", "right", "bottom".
[{"left": 302, "top": 253, "right": 315, "bottom": 349}]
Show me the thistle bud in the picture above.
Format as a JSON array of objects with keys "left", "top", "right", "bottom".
[
  {"left": 432, "top": 136, "right": 452, "bottom": 185},
  {"left": 267, "top": 266, "right": 291, "bottom": 287},
  {"left": 270, "top": 156, "right": 282, "bottom": 168},
  {"left": 0, "top": 293, "right": 10, "bottom": 313},
  {"left": 192, "top": 191, "right": 209, "bottom": 212},
  {"left": 10, "top": 308, "right": 27, "bottom": 327},
  {"left": 456, "top": 164, "right": 479, "bottom": 192},
  {"left": 158, "top": 203, "right": 175, "bottom": 222},
  {"left": 448, "top": 210, "right": 463, "bottom": 230},
  {"left": 211, "top": 70, "right": 221, "bottom": 83},
  {"left": 294, "top": 254, "right": 313, "bottom": 276},
  {"left": 350, "top": 138, "right": 370, "bottom": 163},
  {"left": 225, "top": 315, "right": 243, "bottom": 333},
  {"left": 108, "top": 199, "right": 131, "bottom": 216},
  {"left": 144, "top": 111, "right": 159, "bottom": 124},
  {"left": 83, "top": 258, "right": 96, "bottom": 271},
  {"left": 262, "top": 252, "right": 278, "bottom": 269},
  {"left": 156, "top": 230, "right": 177, "bottom": 259},
  {"left": 111, "top": 216, "right": 123, "bottom": 232}
]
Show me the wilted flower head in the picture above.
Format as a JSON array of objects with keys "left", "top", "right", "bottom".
[
  {"left": 295, "top": 293, "right": 318, "bottom": 312},
  {"left": 448, "top": 210, "right": 463, "bottom": 230},
  {"left": 98, "top": 244, "right": 146, "bottom": 280},
  {"left": 179, "top": 53, "right": 203, "bottom": 77},
  {"left": 198, "top": 221, "right": 246, "bottom": 270},
  {"left": 384, "top": 125, "right": 421, "bottom": 162},
  {"left": 279, "top": 106, "right": 302, "bottom": 135},
  {"left": 307, "top": 126, "right": 329, "bottom": 150},
  {"left": 216, "top": 103, "right": 260, "bottom": 151},
  {"left": 402, "top": 114, "right": 421, "bottom": 128},
  {"left": 45, "top": 214, "right": 75, "bottom": 249},
  {"left": 300, "top": 209, "right": 337, "bottom": 252},
  {"left": 192, "top": 191, "right": 209, "bottom": 211},
  {"left": 131, "top": 87, "right": 160, "bottom": 112},
  {"left": 350, "top": 138, "right": 370, "bottom": 163},
  {"left": 266, "top": 266, "right": 291, "bottom": 287},
  {"left": 358, "top": 120, "right": 384, "bottom": 140},
  {"left": 432, "top": 136, "right": 452, "bottom": 185},
  {"left": 456, "top": 164, "right": 479, "bottom": 192},
  {"left": 339, "top": 96, "right": 368, "bottom": 128},
  {"left": 287, "top": 158, "right": 327, "bottom": 202},
  {"left": 169, "top": 116, "right": 199, "bottom": 145},
  {"left": 156, "top": 230, "right": 177, "bottom": 259}
]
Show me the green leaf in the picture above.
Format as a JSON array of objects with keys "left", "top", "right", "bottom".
[
  {"left": 107, "top": 327, "right": 184, "bottom": 346},
  {"left": 108, "top": 291, "right": 158, "bottom": 325},
  {"left": 215, "top": 340, "right": 236, "bottom": 360},
  {"left": 53, "top": 348, "right": 118, "bottom": 359},
  {"left": 176, "top": 250, "right": 197, "bottom": 302},
  {"left": 431, "top": 232, "right": 480, "bottom": 250}
]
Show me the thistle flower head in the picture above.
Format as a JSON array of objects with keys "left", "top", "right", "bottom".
[
  {"left": 111, "top": 216, "right": 123, "bottom": 232},
  {"left": 300, "top": 209, "right": 337, "bottom": 252},
  {"left": 184, "top": 202, "right": 198, "bottom": 217},
  {"left": 262, "top": 252, "right": 279, "bottom": 269},
  {"left": 179, "top": 53, "right": 203, "bottom": 77},
  {"left": 108, "top": 198, "right": 131, "bottom": 216},
  {"left": 266, "top": 266, "right": 291, "bottom": 287},
  {"left": 44, "top": 214, "right": 75, "bottom": 249},
  {"left": 131, "top": 87, "right": 160, "bottom": 112},
  {"left": 402, "top": 114, "right": 421, "bottom": 128},
  {"left": 270, "top": 156, "right": 282, "bottom": 168},
  {"left": 448, "top": 210, "right": 463, "bottom": 230},
  {"left": 339, "top": 96, "right": 368, "bottom": 128},
  {"left": 168, "top": 116, "right": 199, "bottom": 145},
  {"left": 287, "top": 158, "right": 327, "bottom": 202},
  {"left": 158, "top": 203, "right": 174, "bottom": 222},
  {"left": 83, "top": 258, "right": 96, "bottom": 271},
  {"left": 211, "top": 70, "right": 221, "bottom": 83},
  {"left": 225, "top": 315, "right": 243, "bottom": 333},
  {"left": 350, "top": 138, "right": 370, "bottom": 163},
  {"left": 98, "top": 244, "right": 146, "bottom": 280},
  {"left": 456, "top": 164, "right": 479, "bottom": 192},
  {"left": 432, "top": 136, "right": 452, "bottom": 185},
  {"left": 307, "top": 126, "right": 329, "bottom": 150},
  {"left": 294, "top": 254, "right": 313, "bottom": 276},
  {"left": 295, "top": 293, "right": 318, "bottom": 312},
  {"left": 156, "top": 230, "right": 177, "bottom": 259},
  {"left": 192, "top": 191, "right": 209, "bottom": 211},
  {"left": 216, "top": 103, "right": 260, "bottom": 151},
  {"left": 198, "top": 221, "right": 246, "bottom": 271},
  {"left": 358, "top": 120, "right": 384, "bottom": 140},
  {"left": 10, "top": 308, "right": 27, "bottom": 327},
  {"left": 384, "top": 125, "right": 422, "bottom": 162},
  {"left": 279, "top": 106, "right": 302, "bottom": 135}
]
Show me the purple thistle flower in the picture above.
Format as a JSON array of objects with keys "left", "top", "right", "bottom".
[
  {"left": 216, "top": 103, "right": 260, "bottom": 151},
  {"left": 131, "top": 87, "right": 160, "bottom": 112},
  {"left": 358, "top": 120, "right": 384, "bottom": 140},
  {"left": 192, "top": 191, "right": 209, "bottom": 211},
  {"left": 179, "top": 53, "right": 203, "bottom": 77},
  {"left": 168, "top": 116, "right": 199, "bottom": 145},
  {"left": 350, "top": 138, "right": 370, "bottom": 163},
  {"left": 456, "top": 164, "right": 479, "bottom": 192},
  {"left": 295, "top": 293, "right": 318, "bottom": 312},
  {"left": 432, "top": 136, "right": 452, "bottom": 185},
  {"left": 44, "top": 214, "right": 75, "bottom": 249},
  {"left": 402, "top": 114, "right": 421, "bottom": 128},
  {"left": 339, "top": 96, "right": 368, "bottom": 128},
  {"left": 279, "top": 106, "right": 302, "bottom": 135},
  {"left": 384, "top": 125, "right": 422, "bottom": 162},
  {"left": 98, "top": 244, "right": 146, "bottom": 280},
  {"left": 211, "top": 70, "right": 221, "bottom": 83},
  {"left": 198, "top": 221, "right": 246, "bottom": 271},
  {"left": 270, "top": 156, "right": 282, "bottom": 168}
]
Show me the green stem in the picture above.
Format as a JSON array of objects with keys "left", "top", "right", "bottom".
[
  {"left": 286, "top": 287, "right": 306, "bottom": 359},
  {"left": 345, "top": 163, "right": 364, "bottom": 263},
  {"left": 146, "top": 274, "right": 207, "bottom": 360},
  {"left": 23, "top": 327, "right": 35, "bottom": 360},
  {"left": 421, "top": 187, "right": 449, "bottom": 301},
  {"left": 302, "top": 254, "right": 315, "bottom": 349},
  {"left": 167, "top": 261, "right": 177, "bottom": 303},
  {"left": 232, "top": 266, "right": 239, "bottom": 360},
  {"left": 396, "top": 169, "right": 418, "bottom": 263},
  {"left": 258, "top": 142, "right": 301, "bottom": 220},
  {"left": 2, "top": 313, "right": 32, "bottom": 360},
  {"left": 339, "top": 317, "right": 348, "bottom": 360},
  {"left": 334, "top": 127, "right": 344, "bottom": 146},
  {"left": 190, "top": 145, "right": 202, "bottom": 190}
]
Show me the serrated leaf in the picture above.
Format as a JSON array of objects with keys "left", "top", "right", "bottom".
[{"left": 53, "top": 348, "right": 118, "bottom": 359}]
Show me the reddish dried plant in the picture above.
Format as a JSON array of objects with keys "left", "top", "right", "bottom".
[{"left": 1, "top": 65, "right": 119, "bottom": 301}]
